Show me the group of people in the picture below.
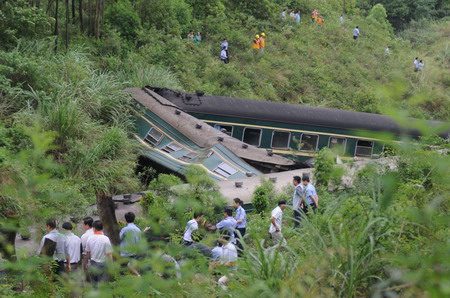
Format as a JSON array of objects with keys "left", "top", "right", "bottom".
[
  {"left": 37, "top": 175, "right": 319, "bottom": 289},
  {"left": 252, "top": 33, "right": 266, "bottom": 53},
  {"left": 187, "top": 31, "right": 202, "bottom": 44},
  {"left": 281, "top": 9, "right": 324, "bottom": 26},
  {"left": 413, "top": 57, "right": 425, "bottom": 72}
]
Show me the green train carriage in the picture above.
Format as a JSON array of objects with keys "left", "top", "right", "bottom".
[{"left": 146, "top": 87, "right": 445, "bottom": 165}]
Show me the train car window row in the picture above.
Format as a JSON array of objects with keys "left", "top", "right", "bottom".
[
  {"left": 144, "top": 127, "right": 163, "bottom": 146},
  {"left": 355, "top": 140, "right": 374, "bottom": 157},
  {"left": 214, "top": 124, "right": 233, "bottom": 136},
  {"left": 242, "top": 128, "right": 262, "bottom": 147},
  {"left": 161, "top": 142, "right": 183, "bottom": 153},
  {"left": 328, "top": 137, "right": 347, "bottom": 154},
  {"left": 299, "top": 134, "right": 319, "bottom": 152},
  {"left": 271, "top": 131, "right": 291, "bottom": 149}
]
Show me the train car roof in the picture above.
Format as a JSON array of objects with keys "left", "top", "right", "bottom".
[{"left": 147, "top": 86, "right": 448, "bottom": 138}]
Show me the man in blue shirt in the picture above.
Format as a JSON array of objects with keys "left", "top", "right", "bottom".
[
  {"left": 120, "top": 212, "right": 142, "bottom": 276},
  {"left": 301, "top": 177, "right": 318, "bottom": 216},
  {"left": 292, "top": 176, "right": 304, "bottom": 228},
  {"left": 233, "top": 198, "right": 246, "bottom": 256},
  {"left": 216, "top": 207, "right": 237, "bottom": 245}
]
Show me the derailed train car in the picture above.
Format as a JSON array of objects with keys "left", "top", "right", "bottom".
[
  {"left": 126, "top": 87, "right": 296, "bottom": 181},
  {"left": 146, "top": 86, "right": 449, "bottom": 165}
]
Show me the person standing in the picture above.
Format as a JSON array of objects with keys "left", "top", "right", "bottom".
[
  {"left": 292, "top": 176, "right": 304, "bottom": 228},
  {"left": 268, "top": 200, "right": 287, "bottom": 250},
  {"left": 340, "top": 15, "right": 344, "bottom": 24},
  {"left": 253, "top": 34, "right": 260, "bottom": 52},
  {"left": 418, "top": 60, "right": 424, "bottom": 71},
  {"left": 120, "top": 212, "right": 142, "bottom": 277},
  {"left": 62, "top": 222, "right": 82, "bottom": 273},
  {"left": 86, "top": 220, "right": 113, "bottom": 288},
  {"left": 281, "top": 9, "right": 287, "bottom": 22},
  {"left": 187, "top": 31, "right": 194, "bottom": 39},
  {"left": 183, "top": 212, "right": 204, "bottom": 246},
  {"left": 194, "top": 32, "right": 202, "bottom": 44},
  {"left": 216, "top": 207, "right": 237, "bottom": 245},
  {"left": 290, "top": 10, "right": 295, "bottom": 20},
  {"left": 317, "top": 15, "right": 324, "bottom": 26},
  {"left": 301, "top": 177, "right": 318, "bottom": 217},
  {"left": 81, "top": 216, "right": 94, "bottom": 272},
  {"left": 295, "top": 10, "right": 301, "bottom": 24},
  {"left": 220, "top": 47, "right": 229, "bottom": 64},
  {"left": 353, "top": 26, "right": 360, "bottom": 40},
  {"left": 413, "top": 57, "right": 419, "bottom": 72},
  {"left": 259, "top": 33, "right": 266, "bottom": 53},
  {"left": 233, "top": 198, "right": 246, "bottom": 256},
  {"left": 311, "top": 9, "right": 318, "bottom": 23},
  {"left": 37, "top": 219, "right": 69, "bottom": 276},
  {"left": 385, "top": 46, "right": 390, "bottom": 55}
]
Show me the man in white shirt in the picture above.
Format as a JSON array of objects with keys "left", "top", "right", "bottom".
[
  {"left": 292, "top": 176, "right": 304, "bottom": 228},
  {"left": 80, "top": 216, "right": 94, "bottom": 271},
  {"left": 209, "top": 230, "right": 238, "bottom": 290},
  {"left": 385, "top": 46, "right": 390, "bottom": 55},
  {"left": 183, "top": 212, "right": 204, "bottom": 246},
  {"left": 353, "top": 26, "right": 360, "bottom": 40},
  {"left": 413, "top": 57, "right": 419, "bottom": 71},
  {"left": 37, "top": 219, "right": 69, "bottom": 276},
  {"left": 62, "top": 222, "right": 82, "bottom": 273},
  {"left": 418, "top": 59, "right": 424, "bottom": 71},
  {"left": 268, "top": 200, "right": 287, "bottom": 250},
  {"left": 86, "top": 220, "right": 113, "bottom": 288}
]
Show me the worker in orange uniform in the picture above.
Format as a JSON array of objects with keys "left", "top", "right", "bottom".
[
  {"left": 317, "top": 15, "right": 323, "bottom": 26},
  {"left": 253, "top": 34, "right": 260, "bottom": 53},
  {"left": 259, "top": 33, "right": 266, "bottom": 53}
]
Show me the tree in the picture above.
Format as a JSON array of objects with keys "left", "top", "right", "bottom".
[{"left": 105, "top": 0, "right": 141, "bottom": 41}]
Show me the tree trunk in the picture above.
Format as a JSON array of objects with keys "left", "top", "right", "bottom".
[
  {"left": 79, "top": 0, "right": 83, "bottom": 32},
  {"left": 0, "top": 228, "right": 17, "bottom": 262},
  {"left": 96, "top": 192, "right": 120, "bottom": 246},
  {"left": 54, "top": 0, "right": 59, "bottom": 52},
  {"left": 72, "top": 0, "right": 76, "bottom": 24},
  {"left": 65, "top": 0, "right": 69, "bottom": 50}
]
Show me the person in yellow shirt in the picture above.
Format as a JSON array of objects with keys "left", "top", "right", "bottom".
[
  {"left": 317, "top": 16, "right": 324, "bottom": 26},
  {"left": 259, "top": 33, "right": 266, "bottom": 53},
  {"left": 253, "top": 34, "right": 260, "bottom": 52}
]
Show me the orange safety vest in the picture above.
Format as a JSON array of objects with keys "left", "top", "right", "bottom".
[
  {"left": 253, "top": 38, "right": 260, "bottom": 49},
  {"left": 259, "top": 37, "right": 265, "bottom": 48}
]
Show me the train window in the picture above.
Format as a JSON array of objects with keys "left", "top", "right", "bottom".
[
  {"left": 355, "top": 140, "right": 374, "bottom": 157},
  {"left": 213, "top": 162, "right": 238, "bottom": 178},
  {"left": 242, "top": 128, "right": 262, "bottom": 147},
  {"left": 328, "top": 137, "right": 347, "bottom": 154},
  {"left": 161, "top": 142, "right": 183, "bottom": 153},
  {"left": 179, "top": 152, "right": 198, "bottom": 162},
  {"left": 271, "top": 131, "right": 291, "bottom": 149},
  {"left": 214, "top": 124, "right": 233, "bottom": 136},
  {"left": 299, "top": 134, "right": 319, "bottom": 152},
  {"left": 144, "top": 128, "right": 163, "bottom": 146}
]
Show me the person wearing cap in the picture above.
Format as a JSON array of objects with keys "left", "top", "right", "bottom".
[
  {"left": 216, "top": 207, "right": 237, "bottom": 245},
  {"left": 259, "top": 33, "right": 266, "bottom": 53},
  {"left": 268, "top": 200, "right": 287, "bottom": 250},
  {"left": 62, "top": 222, "right": 82, "bottom": 273},
  {"left": 253, "top": 34, "right": 260, "bottom": 51}
]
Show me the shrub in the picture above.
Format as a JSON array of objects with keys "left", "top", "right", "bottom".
[{"left": 252, "top": 179, "right": 275, "bottom": 216}]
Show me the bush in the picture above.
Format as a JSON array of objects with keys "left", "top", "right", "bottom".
[{"left": 252, "top": 179, "right": 275, "bottom": 216}]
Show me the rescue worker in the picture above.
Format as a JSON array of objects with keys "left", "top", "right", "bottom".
[
  {"left": 259, "top": 33, "right": 266, "bottom": 53},
  {"left": 253, "top": 34, "right": 260, "bottom": 52},
  {"left": 317, "top": 15, "right": 324, "bottom": 26}
]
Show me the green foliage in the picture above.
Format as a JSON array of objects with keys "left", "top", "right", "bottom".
[
  {"left": 252, "top": 179, "right": 276, "bottom": 215},
  {"left": 105, "top": 0, "right": 142, "bottom": 41}
]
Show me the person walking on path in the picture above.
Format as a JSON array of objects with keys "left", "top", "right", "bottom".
[
  {"left": 301, "top": 177, "right": 318, "bottom": 218},
  {"left": 353, "top": 26, "right": 360, "bottom": 40},
  {"left": 253, "top": 34, "right": 260, "bottom": 52},
  {"left": 62, "top": 222, "right": 82, "bottom": 273},
  {"left": 268, "top": 200, "right": 287, "bottom": 250},
  {"left": 259, "top": 33, "right": 266, "bottom": 53},
  {"left": 37, "top": 219, "right": 69, "bottom": 276},
  {"left": 183, "top": 212, "right": 204, "bottom": 246},
  {"left": 81, "top": 216, "right": 94, "bottom": 272},
  {"left": 292, "top": 176, "right": 304, "bottom": 228},
  {"left": 194, "top": 32, "right": 202, "bottom": 44},
  {"left": 295, "top": 11, "right": 301, "bottom": 24},
  {"left": 216, "top": 207, "right": 238, "bottom": 245},
  {"left": 233, "top": 198, "right": 246, "bottom": 256},
  {"left": 86, "top": 220, "right": 113, "bottom": 288},
  {"left": 413, "top": 57, "right": 419, "bottom": 72},
  {"left": 120, "top": 212, "right": 142, "bottom": 277}
]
